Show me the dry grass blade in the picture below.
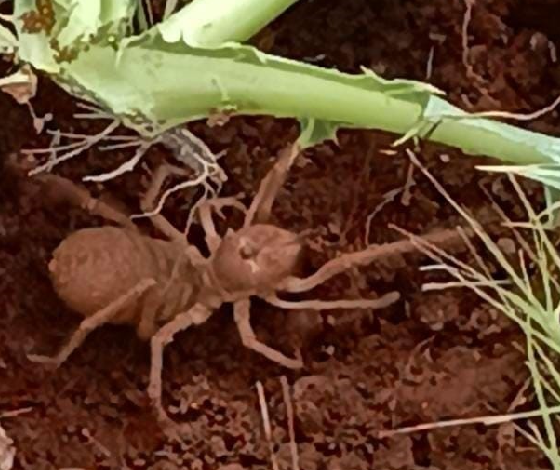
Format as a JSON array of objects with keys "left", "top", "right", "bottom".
[
  {"left": 280, "top": 376, "right": 300, "bottom": 470},
  {"left": 0, "top": 408, "right": 32, "bottom": 419},
  {"left": 256, "top": 381, "right": 279, "bottom": 470},
  {"left": 396, "top": 149, "right": 560, "bottom": 468},
  {"left": 377, "top": 404, "right": 560, "bottom": 438}
]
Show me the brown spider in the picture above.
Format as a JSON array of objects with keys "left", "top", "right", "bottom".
[{"left": 28, "top": 142, "right": 417, "bottom": 426}]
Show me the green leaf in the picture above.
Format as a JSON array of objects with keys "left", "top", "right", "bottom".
[
  {"left": 0, "top": 22, "right": 18, "bottom": 54},
  {"left": 57, "top": 0, "right": 137, "bottom": 48},
  {"left": 478, "top": 164, "right": 560, "bottom": 190},
  {"left": 12, "top": 0, "right": 560, "bottom": 189},
  {"left": 298, "top": 118, "right": 341, "bottom": 148},
  {"left": 57, "top": 0, "right": 102, "bottom": 48},
  {"left": 13, "top": 0, "right": 59, "bottom": 72}
]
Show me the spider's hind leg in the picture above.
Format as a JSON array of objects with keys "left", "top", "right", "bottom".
[
  {"left": 35, "top": 174, "right": 137, "bottom": 230},
  {"left": 28, "top": 279, "right": 156, "bottom": 366}
]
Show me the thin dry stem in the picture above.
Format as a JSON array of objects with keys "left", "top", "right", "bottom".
[
  {"left": 280, "top": 376, "right": 300, "bottom": 470},
  {"left": 28, "top": 121, "right": 121, "bottom": 175},
  {"left": 377, "top": 404, "right": 560, "bottom": 438},
  {"left": 132, "top": 172, "right": 213, "bottom": 219},
  {"left": 0, "top": 408, "right": 32, "bottom": 419},
  {"left": 467, "top": 94, "right": 560, "bottom": 122},
  {"left": 425, "top": 45, "right": 435, "bottom": 80},
  {"left": 461, "top": 0, "right": 481, "bottom": 82},
  {"left": 83, "top": 142, "right": 151, "bottom": 182},
  {"left": 256, "top": 381, "right": 279, "bottom": 470},
  {"left": 365, "top": 187, "right": 403, "bottom": 244}
]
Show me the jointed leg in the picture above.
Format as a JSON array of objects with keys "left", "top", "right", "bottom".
[
  {"left": 195, "top": 195, "right": 247, "bottom": 254},
  {"left": 233, "top": 299, "right": 303, "bottom": 369},
  {"left": 148, "top": 303, "right": 213, "bottom": 421},
  {"left": 28, "top": 279, "right": 156, "bottom": 366},
  {"left": 136, "top": 290, "right": 162, "bottom": 341},
  {"left": 35, "top": 174, "right": 137, "bottom": 230},
  {"left": 244, "top": 142, "right": 300, "bottom": 227},
  {"left": 262, "top": 291, "right": 400, "bottom": 311},
  {"left": 281, "top": 228, "right": 465, "bottom": 293},
  {"left": 140, "top": 163, "right": 193, "bottom": 243}
]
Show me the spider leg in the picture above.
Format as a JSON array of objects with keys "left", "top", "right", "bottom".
[
  {"left": 281, "top": 228, "right": 465, "bottom": 293},
  {"left": 28, "top": 279, "right": 156, "bottom": 366},
  {"left": 140, "top": 163, "right": 208, "bottom": 269},
  {"left": 262, "top": 291, "right": 400, "bottom": 311},
  {"left": 148, "top": 303, "right": 213, "bottom": 423},
  {"left": 35, "top": 174, "right": 137, "bottom": 230},
  {"left": 136, "top": 289, "right": 164, "bottom": 341},
  {"left": 140, "top": 162, "right": 195, "bottom": 244},
  {"left": 234, "top": 299, "right": 303, "bottom": 369},
  {"left": 195, "top": 195, "right": 247, "bottom": 254},
  {"left": 244, "top": 142, "right": 300, "bottom": 227}
]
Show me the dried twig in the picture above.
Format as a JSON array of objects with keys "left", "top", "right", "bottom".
[
  {"left": 377, "top": 405, "right": 560, "bottom": 438},
  {"left": 27, "top": 120, "right": 121, "bottom": 175},
  {"left": 0, "top": 408, "right": 32, "bottom": 419},
  {"left": 280, "top": 376, "right": 300, "bottom": 470},
  {"left": 256, "top": 381, "right": 279, "bottom": 470},
  {"left": 83, "top": 141, "right": 151, "bottom": 183}
]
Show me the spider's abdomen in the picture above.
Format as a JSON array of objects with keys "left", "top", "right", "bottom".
[{"left": 49, "top": 227, "right": 192, "bottom": 323}]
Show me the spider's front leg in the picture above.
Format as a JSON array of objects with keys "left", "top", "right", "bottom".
[
  {"left": 280, "top": 227, "right": 467, "bottom": 294},
  {"left": 194, "top": 194, "right": 247, "bottom": 254},
  {"left": 263, "top": 291, "right": 400, "bottom": 312},
  {"left": 244, "top": 141, "right": 300, "bottom": 227}
]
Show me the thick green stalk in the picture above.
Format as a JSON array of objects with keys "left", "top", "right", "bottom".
[
  {"left": 61, "top": 40, "right": 558, "bottom": 167},
  {"left": 159, "top": 0, "right": 301, "bottom": 47},
  {"left": 11, "top": 0, "right": 560, "bottom": 187}
]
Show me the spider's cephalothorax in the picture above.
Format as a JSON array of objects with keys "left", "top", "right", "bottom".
[{"left": 211, "top": 224, "right": 302, "bottom": 293}]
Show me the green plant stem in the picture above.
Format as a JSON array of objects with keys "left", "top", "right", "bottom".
[
  {"left": 64, "top": 41, "right": 558, "bottom": 166},
  {"left": 160, "top": 0, "right": 301, "bottom": 47}
]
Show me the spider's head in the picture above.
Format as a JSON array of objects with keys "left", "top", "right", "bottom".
[{"left": 211, "top": 224, "right": 303, "bottom": 292}]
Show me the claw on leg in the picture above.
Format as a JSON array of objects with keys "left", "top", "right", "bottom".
[
  {"left": 28, "top": 279, "right": 156, "bottom": 367},
  {"left": 234, "top": 299, "right": 303, "bottom": 369}
]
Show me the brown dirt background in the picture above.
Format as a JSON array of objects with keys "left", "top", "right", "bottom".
[{"left": 1, "top": 0, "right": 560, "bottom": 468}]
